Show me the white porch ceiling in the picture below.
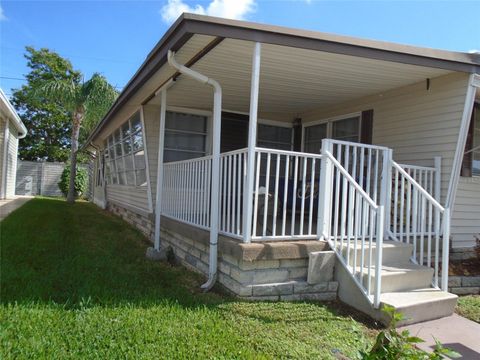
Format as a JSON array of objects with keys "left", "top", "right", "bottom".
[{"left": 148, "top": 35, "right": 452, "bottom": 120}]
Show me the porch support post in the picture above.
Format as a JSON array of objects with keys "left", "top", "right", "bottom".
[
  {"left": 243, "top": 42, "right": 261, "bottom": 243},
  {"left": 446, "top": 74, "right": 479, "bottom": 211},
  {"left": 317, "top": 138, "right": 334, "bottom": 240},
  {"left": 434, "top": 156, "right": 442, "bottom": 202},
  {"left": 380, "top": 148, "right": 393, "bottom": 237},
  {"left": 441, "top": 207, "right": 451, "bottom": 291},
  {"left": 154, "top": 89, "right": 167, "bottom": 251}
]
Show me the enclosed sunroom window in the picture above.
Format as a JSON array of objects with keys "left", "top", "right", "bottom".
[{"left": 104, "top": 112, "right": 147, "bottom": 186}]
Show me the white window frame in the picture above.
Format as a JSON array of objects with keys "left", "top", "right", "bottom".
[
  {"left": 301, "top": 112, "right": 362, "bottom": 152},
  {"left": 163, "top": 107, "right": 212, "bottom": 162}
]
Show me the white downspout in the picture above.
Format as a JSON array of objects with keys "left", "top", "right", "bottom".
[{"left": 167, "top": 50, "right": 222, "bottom": 291}]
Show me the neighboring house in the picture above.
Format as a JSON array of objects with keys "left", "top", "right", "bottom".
[
  {"left": 84, "top": 14, "right": 480, "bottom": 325},
  {"left": 0, "top": 89, "right": 27, "bottom": 199}
]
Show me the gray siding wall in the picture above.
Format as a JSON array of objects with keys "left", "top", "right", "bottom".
[
  {"left": 106, "top": 184, "right": 150, "bottom": 213},
  {"left": 302, "top": 72, "right": 476, "bottom": 247},
  {"left": 452, "top": 178, "right": 480, "bottom": 247}
]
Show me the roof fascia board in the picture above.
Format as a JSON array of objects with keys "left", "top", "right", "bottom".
[{"left": 185, "top": 18, "right": 480, "bottom": 74}]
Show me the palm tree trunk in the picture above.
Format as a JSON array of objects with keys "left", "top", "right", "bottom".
[{"left": 67, "top": 112, "right": 81, "bottom": 204}]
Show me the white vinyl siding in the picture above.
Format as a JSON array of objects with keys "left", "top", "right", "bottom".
[
  {"left": 107, "top": 184, "right": 150, "bottom": 214},
  {"left": 302, "top": 72, "right": 475, "bottom": 247},
  {"left": 451, "top": 177, "right": 480, "bottom": 247}
]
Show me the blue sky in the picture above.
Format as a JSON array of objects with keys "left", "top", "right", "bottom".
[{"left": 1, "top": 0, "right": 479, "bottom": 99}]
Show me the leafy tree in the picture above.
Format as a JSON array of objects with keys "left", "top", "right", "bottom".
[
  {"left": 11, "top": 47, "right": 82, "bottom": 162},
  {"left": 41, "top": 72, "right": 117, "bottom": 203}
]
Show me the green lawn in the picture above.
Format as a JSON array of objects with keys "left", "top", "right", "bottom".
[
  {"left": 1, "top": 197, "right": 376, "bottom": 359},
  {"left": 456, "top": 295, "right": 480, "bottom": 323}
]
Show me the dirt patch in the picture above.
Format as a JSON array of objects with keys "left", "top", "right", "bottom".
[{"left": 449, "top": 258, "right": 480, "bottom": 276}]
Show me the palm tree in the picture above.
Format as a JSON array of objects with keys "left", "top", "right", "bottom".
[{"left": 42, "top": 73, "right": 117, "bottom": 203}]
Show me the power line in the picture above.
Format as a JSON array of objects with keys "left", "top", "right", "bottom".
[
  {"left": 1, "top": 45, "right": 140, "bottom": 65},
  {"left": 0, "top": 76, "right": 125, "bottom": 90}
]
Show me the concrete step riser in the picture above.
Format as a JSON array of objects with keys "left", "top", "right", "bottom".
[
  {"left": 342, "top": 245, "right": 413, "bottom": 266},
  {"left": 361, "top": 268, "right": 434, "bottom": 293},
  {"left": 390, "top": 298, "right": 458, "bottom": 326}
]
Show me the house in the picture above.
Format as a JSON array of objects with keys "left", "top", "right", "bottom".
[
  {"left": 84, "top": 14, "right": 480, "bottom": 325},
  {"left": 0, "top": 89, "right": 27, "bottom": 199}
]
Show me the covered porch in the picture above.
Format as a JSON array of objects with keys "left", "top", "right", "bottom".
[{"left": 138, "top": 34, "right": 469, "bottom": 307}]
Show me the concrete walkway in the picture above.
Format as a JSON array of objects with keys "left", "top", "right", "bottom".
[
  {"left": 400, "top": 314, "right": 480, "bottom": 359},
  {"left": 0, "top": 196, "right": 33, "bottom": 221}
]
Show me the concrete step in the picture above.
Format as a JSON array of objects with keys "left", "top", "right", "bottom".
[
  {"left": 357, "top": 261, "right": 434, "bottom": 293},
  {"left": 380, "top": 288, "right": 458, "bottom": 326},
  {"left": 339, "top": 240, "right": 413, "bottom": 265}
]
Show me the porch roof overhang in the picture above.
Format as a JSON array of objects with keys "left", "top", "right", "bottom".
[{"left": 84, "top": 13, "right": 480, "bottom": 146}]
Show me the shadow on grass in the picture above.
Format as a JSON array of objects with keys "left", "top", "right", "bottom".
[{"left": 1, "top": 197, "right": 378, "bottom": 328}]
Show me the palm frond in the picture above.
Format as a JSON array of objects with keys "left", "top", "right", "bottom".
[{"left": 38, "top": 78, "right": 80, "bottom": 112}]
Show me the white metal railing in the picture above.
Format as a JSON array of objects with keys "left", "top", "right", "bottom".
[
  {"left": 398, "top": 158, "right": 441, "bottom": 201},
  {"left": 320, "top": 140, "right": 386, "bottom": 308},
  {"left": 219, "top": 148, "right": 248, "bottom": 239},
  {"left": 391, "top": 161, "right": 450, "bottom": 290},
  {"left": 250, "top": 147, "right": 324, "bottom": 241},
  {"left": 329, "top": 139, "right": 390, "bottom": 205},
  {"left": 160, "top": 138, "right": 451, "bottom": 299},
  {"left": 162, "top": 155, "right": 212, "bottom": 230}
]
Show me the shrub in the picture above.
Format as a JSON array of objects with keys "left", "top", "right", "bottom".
[{"left": 58, "top": 165, "right": 88, "bottom": 198}]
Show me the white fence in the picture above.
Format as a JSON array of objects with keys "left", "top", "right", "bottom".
[{"left": 15, "top": 160, "right": 93, "bottom": 198}]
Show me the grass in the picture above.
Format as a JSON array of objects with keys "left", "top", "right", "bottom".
[
  {"left": 1, "top": 197, "right": 376, "bottom": 359},
  {"left": 456, "top": 295, "right": 480, "bottom": 323}
]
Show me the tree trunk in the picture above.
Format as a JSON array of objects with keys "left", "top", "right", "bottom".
[{"left": 66, "top": 111, "right": 82, "bottom": 204}]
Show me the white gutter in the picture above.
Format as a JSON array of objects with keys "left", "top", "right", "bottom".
[
  {"left": 167, "top": 50, "right": 222, "bottom": 291},
  {"left": 0, "top": 89, "right": 27, "bottom": 138},
  {"left": 446, "top": 73, "right": 479, "bottom": 211}
]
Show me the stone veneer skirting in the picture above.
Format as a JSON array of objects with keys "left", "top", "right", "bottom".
[
  {"left": 106, "top": 202, "right": 338, "bottom": 301},
  {"left": 445, "top": 276, "right": 480, "bottom": 295}
]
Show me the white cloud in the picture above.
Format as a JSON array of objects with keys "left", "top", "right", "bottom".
[
  {"left": 160, "top": 0, "right": 256, "bottom": 24},
  {"left": 468, "top": 49, "right": 480, "bottom": 54},
  {"left": 0, "top": 5, "right": 7, "bottom": 21}
]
